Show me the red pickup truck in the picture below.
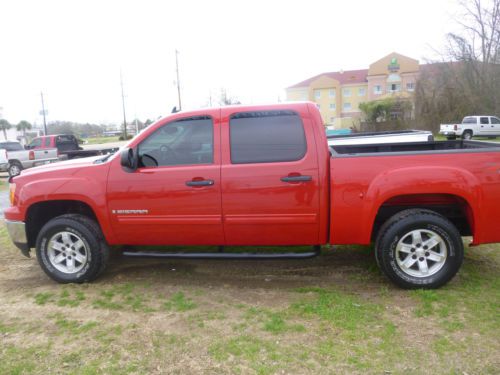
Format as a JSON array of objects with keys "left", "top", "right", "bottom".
[{"left": 5, "top": 103, "right": 500, "bottom": 288}]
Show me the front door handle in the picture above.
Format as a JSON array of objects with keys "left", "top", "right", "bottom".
[
  {"left": 281, "top": 175, "right": 312, "bottom": 183},
  {"left": 186, "top": 179, "right": 214, "bottom": 187}
]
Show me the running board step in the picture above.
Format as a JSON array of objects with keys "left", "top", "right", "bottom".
[{"left": 122, "top": 250, "right": 320, "bottom": 260}]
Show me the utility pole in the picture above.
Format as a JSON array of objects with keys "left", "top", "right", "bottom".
[
  {"left": 120, "top": 70, "right": 128, "bottom": 139},
  {"left": 175, "top": 49, "right": 182, "bottom": 111},
  {"left": 40, "top": 92, "right": 48, "bottom": 135}
]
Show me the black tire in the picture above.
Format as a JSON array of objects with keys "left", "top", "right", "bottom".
[
  {"left": 8, "top": 161, "right": 23, "bottom": 177},
  {"left": 36, "top": 214, "right": 110, "bottom": 283},
  {"left": 375, "top": 209, "right": 464, "bottom": 289},
  {"left": 462, "top": 130, "right": 473, "bottom": 140}
]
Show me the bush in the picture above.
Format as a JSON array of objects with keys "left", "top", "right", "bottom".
[{"left": 118, "top": 134, "right": 133, "bottom": 141}]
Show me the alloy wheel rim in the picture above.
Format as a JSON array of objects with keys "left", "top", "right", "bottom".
[
  {"left": 10, "top": 165, "right": 20, "bottom": 175},
  {"left": 395, "top": 229, "right": 447, "bottom": 278},
  {"left": 47, "top": 231, "right": 88, "bottom": 274}
]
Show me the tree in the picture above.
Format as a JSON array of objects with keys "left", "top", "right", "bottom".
[
  {"left": 219, "top": 88, "right": 241, "bottom": 105},
  {"left": 16, "top": 120, "right": 32, "bottom": 136},
  {"left": 415, "top": 0, "right": 500, "bottom": 131},
  {"left": 0, "top": 119, "right": 11, "bottom": 140}
]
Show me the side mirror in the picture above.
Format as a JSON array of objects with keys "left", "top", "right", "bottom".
[{"left": 120, "top": 147, "right": 138, "bottom": 172}]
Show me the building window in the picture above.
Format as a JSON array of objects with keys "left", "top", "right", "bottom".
[
  {"left": 330, "top": 117, "right": 335, "bottom": 123},
  {"left": 301, "top": 92, "right": 308, "bottom": 100},
  {"left": 314, "top": 90, "right": 321, "bottom": 99},
  {"left": 329, "top": 103, "right": 336, "bottom": 110},
  {"left": 374, "top": 85, "right": 382, "bottom": 94},
  {"left": 329, "top": 89, "right": 336, "bottom": 97},
  {"left": 387, "top": 83, "right": 401, "bottom": 92},
  {"left": 343, "top": 102, "right": 352, "bottom": 111},
  {"left": 343, "top": 88, "right": 351, "bottom": 97},
  {"left": 358, "top": 88, "right": 366, "bottom": 96},
  {"left": 406, "top": 82, "right": 415, "bottom": 91}
]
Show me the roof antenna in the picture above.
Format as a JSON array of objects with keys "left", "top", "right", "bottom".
[{"left": 171, "top": 106, "right": 179, "bottom": 113}]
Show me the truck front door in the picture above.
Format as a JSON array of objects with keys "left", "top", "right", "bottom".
[
  {"left": 106, "top": 113, "right": 224, "bottom": 245},
  {"left": 220, "top": 107, "right": 321, "bottom": 246}
]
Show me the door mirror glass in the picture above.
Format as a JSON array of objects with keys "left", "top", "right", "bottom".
[{"left": 120, "top": 147, "right": 138, "bottom": 171}]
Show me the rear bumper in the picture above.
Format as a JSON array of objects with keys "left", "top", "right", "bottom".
[{"left": 5, "top": 220, "right": 30, "bottom": 257}]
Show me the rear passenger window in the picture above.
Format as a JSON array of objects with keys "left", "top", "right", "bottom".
[
  {"left": 480, "top": 117, "right": 489, "bottom": 124},
  {"left": 45, "top": 138, "right": 51, "bottom": 147},
  {"left": 229, "top": 110, "right": 307, "bottom": 164}
]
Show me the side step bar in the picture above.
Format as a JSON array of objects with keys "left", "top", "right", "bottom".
[{"left": 123, "top": 246, "right": 321, "bottom": 260}]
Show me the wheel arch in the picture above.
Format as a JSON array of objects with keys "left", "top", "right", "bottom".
[
  {"left": 25, "top": 199, "right": 109, "bottom": 248},
  {"left": 363, "top": 166, "right": 482, "bottom": 243}
]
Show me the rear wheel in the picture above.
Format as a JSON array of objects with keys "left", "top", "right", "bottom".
[
  {"left": 8, "top": 161, "right": 22, "bottom": 177},
  {"left": 375, "top": 209, "right": 464, "bottom": 289},
  {"left": 462, "top": 130, "right": 473, "bottom": 140},
  {"left": 36, "top": 214, "right": 109, "bottom": 283}
]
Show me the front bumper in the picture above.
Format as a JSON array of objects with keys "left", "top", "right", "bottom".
[{"left": 5, "top": 220, "right": 30, "bottom": 257}]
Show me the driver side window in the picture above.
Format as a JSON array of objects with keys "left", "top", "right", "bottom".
[{"left": 138, "top": 116, "right": 213, "bottom": 168}]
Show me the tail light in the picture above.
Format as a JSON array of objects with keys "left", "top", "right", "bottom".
[
  {"left": 29, "top": 150, "right": 35, "bottom": 160},
  {"left": 454, "top": 124, "right": 458, "bottom": 130}
]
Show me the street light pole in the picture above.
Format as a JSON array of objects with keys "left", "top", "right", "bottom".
[
  {"left": 40, "top": 92, "right": 47, "bottom": 135},
  {"left": 175, "top": 49, "right": 182, "bottom": 111},
  {"left": 120, "top": 70, "right": 128, "bottom": 139}
]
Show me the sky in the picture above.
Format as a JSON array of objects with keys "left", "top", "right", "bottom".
[{"left": 0, "top": 0, "right": 462, "bottom": 126}]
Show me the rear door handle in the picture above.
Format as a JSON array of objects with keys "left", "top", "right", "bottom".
[
  {"left": 281, "top": 175, "right": 312, "bottom": 183},
  {"left": 186, "top": 179, "right": 214, "bottom": 187}
]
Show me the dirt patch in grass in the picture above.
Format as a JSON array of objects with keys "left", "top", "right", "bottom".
[{"left": 0, "top": 224, "right": 499, "bottom": 374}]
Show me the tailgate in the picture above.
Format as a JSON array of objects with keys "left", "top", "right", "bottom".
[
  {"left": 34, "top": 148, "right": 58, "bottom": 160},
  {"left": 440, "top": 124, "right": 456, "bottom": 132}
]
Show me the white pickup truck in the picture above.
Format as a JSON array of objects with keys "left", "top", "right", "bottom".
[
  {"left": 440, "top": 116, "right": 500, "bottom": 140},
  {"left": 0, "top": 141, "right": 58, "bottom": 176}
]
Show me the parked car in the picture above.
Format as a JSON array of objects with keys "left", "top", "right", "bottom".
[
  {"left": 328, "top": 130, "right": 433, "bottom": 146},
  {"left": 439, "top": 115, "right": 500, "bottom": 140},
  {"left": 5, "top": 102, "right": 500, "bottom": 289},
  {"left": 26, "top": 134, "right": 119, "bottom": 159},
  {"left": 0, "top": 141, "right": 58, "bottom": 176}
]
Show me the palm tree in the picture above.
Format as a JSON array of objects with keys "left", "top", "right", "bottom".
[
  {"left": 16, "top": 120, "right": 32, "bottom": 136},
  {"left": 0, "top": 119, "right": 11, "bottom": 140}
]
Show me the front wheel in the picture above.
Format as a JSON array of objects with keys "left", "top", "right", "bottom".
[
  {"left": 375, "top": 209, "right": 464, "bottom": 289},
  {"left": 36, "top": 214, "right": 109, "bottom": 283}
]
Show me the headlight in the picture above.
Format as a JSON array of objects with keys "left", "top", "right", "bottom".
[{"left": 9, "top": 183, "right": 16, "bottom": 206}]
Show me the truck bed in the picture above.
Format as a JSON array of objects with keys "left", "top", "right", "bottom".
[{"left": 330, "top": 140, "right": 500, "bottom": 156}]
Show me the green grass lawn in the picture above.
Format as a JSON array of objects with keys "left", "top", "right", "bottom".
[
  {"left": 83, "top": 136, "right": 121, "bottom": 145},
  {"left": 0, "top": 225, "right": 498, "bottom": 374},
  {"left": 434, "top": 134, "right": 500, "bottom": 142}
]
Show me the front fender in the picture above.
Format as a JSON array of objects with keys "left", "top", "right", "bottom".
[{"left": 16, "top": 176, "right": 114, "bottom": 244}]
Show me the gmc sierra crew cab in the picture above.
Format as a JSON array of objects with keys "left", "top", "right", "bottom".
[{"left": 5, "top": 103, "right": 500, "bottom": 289}]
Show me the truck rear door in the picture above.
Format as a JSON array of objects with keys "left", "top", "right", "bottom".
[
  {"left": 490, "top": 116, "right": 500, "bottom": 135},
  {"left": 479, "top": 116, "right": 491, "bottom": 135},
  {"left": 220, "top": 106, "right": 321, "bottom": 245}
]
